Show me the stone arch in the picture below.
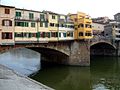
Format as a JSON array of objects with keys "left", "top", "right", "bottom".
[
  {"left": 28, "top": 47, "right": 69, "bottom": 64},
  {"left": 0, "top": 45, "right": 70, "bottom": 65},
  {"left": 90, "top": 41, "right": 116, "bottom": 56}
]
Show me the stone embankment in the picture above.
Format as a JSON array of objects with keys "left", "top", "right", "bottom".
[{"left": 0, "top": 64, "right": 54, "bottom": 90}]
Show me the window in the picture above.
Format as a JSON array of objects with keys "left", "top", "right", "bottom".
[
  {"left": 29, "top": 13, "right": 34, "bottom": 19},
  {"left": 78, "top": 24, "right": 84, "bottom": 28},
  {"left": 40, "top": 22, "right": 43, "bottom": 27},
  {"left": 61, "top": 24, "right": 64, "bottom": 27},
  {"left": 2, "top": 32, "right": 12, "bottom": 39},
  {"left": 5, "top": 8, "right": 10, "bottom": 14},
  {"left": 50, "top": 23, "right": 54, "bottom": 27},
  {"left": 31, "top": 22, "right": 35, "bottom": 27},
  {"left": 45, "top": 22, "right": 48, "bottom": 27},
  {"left": 63, "top": 33, "right": 66, "bottom": 37},
  {"left": 36, "top": 32, "right": 40, "bottom": 38},
  {"left": 40, "top": 14, "right": 45, "bottom": 19},
  {"left": 65, "top": 25, "right": 67, "bottom": 28},
  {"left": 85, "top": 32, "right": 92, "bottom": 36},
  {"left": 31, "top": 33, "right": 36, "bottom": 37},
  {"left": 15, "top": 32, "right": 23, "bottom": 37},
  {"left": 15, "top": 21, "right": 29, "bottom": 27},
  {"left": 70, "top": 32, "right": 73, "bottom": 37},
  {"left": 2, "top": 20, "right": 12, "bottom": 26},
  {"left": 16, "top": 12, "right": 21, "bottom": 17},
  {"left": 59, "top": 33, "right": 61, "bottom": 37},
  {"left": 79, "top": 32, "right": 83, "bottom": 36},
  {"left": 46, "top": 32, "right": 50, "bottom": 38},
  {"left": 52, "top": 15, "right": 55, "bottom": 19},
  {"left": 51, "top": 32, "right": 57, "bottom": 37},
  {"left": 24, "top": 22, "right": 29, "bottom": 27},
  {"left": 55, "top": 24, "right": 59, "bottom": 27},
  {"left": 67, "top": 32, "right": 70, "bottom": 37},
  {"left": 85, "top": 24, "right": 92, "bottom": 28},
  {"left": 40, "top": 32, "right": 45, "bottom": 38}
]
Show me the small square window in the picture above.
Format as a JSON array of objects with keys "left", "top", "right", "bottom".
[
  {"left": 52, "top": 15, "right": 55, "bottom": 19},
  {"left": 5, "top": 8, "right": 10, "bottom": 14}
]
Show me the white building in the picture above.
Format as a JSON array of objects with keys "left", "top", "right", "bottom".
[{"left": 58, "top": 14, "right": 74, "bottom": 41}]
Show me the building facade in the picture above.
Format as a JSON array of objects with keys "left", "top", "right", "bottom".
[
  {"left": 92, "top": 22, "right": 105, "bottom": 35},
  {"left": 58, "top": 14, "right": 74, "bottom": 41},
  {"left": 92, "top": 17, "right": 109, "bottom": 24},
  {"left": 104, "top": 21, "right": 120, "bottom": 41},
  {"left": 114, "top": 13, "right": 120, "bottom": 22},
  {"left": 0, "top": 5, "right": 93, "bottom": 45},
  {"left": 0, "top": 5, "right": 15, "bottom": 45},
  {"left": 69, "top": 12, "right": 93, "bottom": 40}
]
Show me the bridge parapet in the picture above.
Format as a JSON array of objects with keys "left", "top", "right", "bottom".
[{"left": 90, "top": 35, "right": 113, "bottom": 46}]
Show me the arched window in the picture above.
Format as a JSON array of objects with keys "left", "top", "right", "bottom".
[{"left": 2, "top": 19, "right": 12, "bottom": 26}]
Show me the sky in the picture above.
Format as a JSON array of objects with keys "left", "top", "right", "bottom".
[{"left": 1, "top": 0, "right": 120, "bottom": 19}]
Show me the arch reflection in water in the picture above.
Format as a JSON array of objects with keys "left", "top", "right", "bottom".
[
  {"left": 91, "top": 56, "right": 120, "bottom": 90},
  {"left": 0, "top": 48, "right": 40, "bottom": 76}
]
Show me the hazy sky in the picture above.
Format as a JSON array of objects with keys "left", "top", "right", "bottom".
[{"left": 1, "top": 0, "right": 120, "bottom": 19}]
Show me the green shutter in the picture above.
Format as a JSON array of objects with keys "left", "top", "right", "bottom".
[
  {"left": 63, "top": 33, "right": 66, "bottom": 37},
  {"left": 59, "top": 33, "right": 61, "bottom": 37},
  {"left": 16, "top": 12, "right": 21, "bottom": 17},
  {"left": 28, "top": 33, "right": 31, "bottom": 38},
  {"left": 15, "top": 32, "right": 17, "bottom": 37},
  {"left": 45, "top": 22, "right": 48, "bottom": 27},
  {"left": 48, "top": 32, "right": 50, "bottom": 38},
  {"left": 29, "top": 13, "right": 34, "bottom": 19},
  {"left": 36, "top": 32, "right": 40, "bottom": 38}
]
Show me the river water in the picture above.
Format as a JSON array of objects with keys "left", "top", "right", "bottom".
[{"left": 0, "top": 48, "right": 120, "bottom": 90}]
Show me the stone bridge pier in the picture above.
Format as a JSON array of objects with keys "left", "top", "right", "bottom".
[{"left": 0, "top": 41, "right": 90, "bottom": 66}]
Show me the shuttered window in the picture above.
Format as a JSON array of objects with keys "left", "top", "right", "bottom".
[
  {"left": 2, "top": 32, "right": 12, "bottom": 39},
  {"left": 5, "top": 8, "right": 10, "bottom": 14},
  {"left": 2, "top": 20, "right": 12, "bottom": 26}
]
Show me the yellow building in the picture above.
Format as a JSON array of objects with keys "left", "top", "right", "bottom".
[{"left": 69, "top": 12, "right": 93, "bottom": 40}]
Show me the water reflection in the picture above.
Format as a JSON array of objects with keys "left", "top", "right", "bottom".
[
  {"left": 91, "top": 56, "right": 120, "bottom": 90},
  {"left": 31, "top": 64, "right": 90, "bottom": 90},
  {"left": 0, "top": 48, "right": 40, "bottom": 76}
]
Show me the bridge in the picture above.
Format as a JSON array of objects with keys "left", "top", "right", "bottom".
[
  {"left": 90, "top": 35, "right": 117, "bottom": 56},
  {"left": 0, "top": 35, "right": 119, "bottom": 66}
]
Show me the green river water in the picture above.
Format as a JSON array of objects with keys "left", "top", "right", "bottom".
[{"left": 31, "top": 56, "right": 120, "bottom": 90}]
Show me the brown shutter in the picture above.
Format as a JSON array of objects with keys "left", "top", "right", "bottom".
[
  {"left": 9, "top": 33, "right": 12, "bottom": 39},
  {"left": 2, "top": 20, "right": 5, "bottom": 26},
  {"left": 2, "top": 33, "right": 5, "bottom": 39},
  {"left": 9, "top": 20, "right": 12, "bottom": 26}
]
